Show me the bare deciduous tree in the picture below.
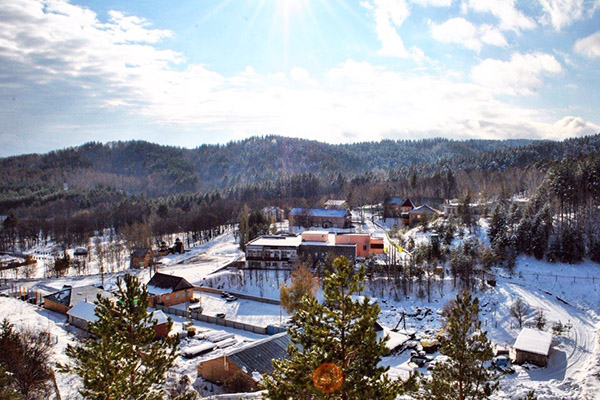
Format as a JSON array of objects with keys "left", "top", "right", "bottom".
[{"left": 510, "top": 298, "right": 529, "bottom": 328}]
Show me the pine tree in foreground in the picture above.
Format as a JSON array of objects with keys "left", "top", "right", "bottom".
[
  {"left": 59, "top": 274, "right": 180, "bottom": 400},
  {"left": 417, "top": 291, "right": 498, "bottom": 400},
  {"left": 262, "top": 256, "right": 415, "bottom": 400}
]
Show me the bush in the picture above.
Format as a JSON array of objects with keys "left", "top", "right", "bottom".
[{"left": 187, "top": 327, "right": 196, "bottom": 337}]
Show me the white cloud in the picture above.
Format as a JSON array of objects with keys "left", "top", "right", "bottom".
[
  {"left": 471, "top": 52, "right": 562, "bottom": 95},
  {"left": 361, "top": 0, "right": 426, "bottom": 61},
  {"left": 410, "top": 0, "right": 452, "bottom": 7},
  {"left": 430, "top": 17, "right": 507, "bottom": 51},
  {"left": 574, "top": 30, "right": 600, "bottom": 58},
  {"left": 466, "top": 0, "right": 536, "bottom": 32},
  {"left": 538, "top": 0, "right": 598, "bottom": 31},
  {"left": 0, "top": 0, "right": 595, "bottom": 152},
  {"left": 551, "top": 116, "right": 600, "bottom": 137}
]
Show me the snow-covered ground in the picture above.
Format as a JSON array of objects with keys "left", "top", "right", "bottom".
[{"left": 1, "top": 218, "right": 599, "bottom": 399}]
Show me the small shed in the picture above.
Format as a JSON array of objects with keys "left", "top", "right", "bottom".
[
  {"left": 513, "top": 328, "right": 552, "bottom": 367},
  {"left": 197, "top": 332, "right": 290, "bottom": 390},
  {"left": 130, "top": 248, "right": 154, "bottom": 269},
  {"left": 67, "top": 300, "right": 98, "bottom": 330}
]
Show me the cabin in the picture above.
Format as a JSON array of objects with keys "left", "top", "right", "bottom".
[
  {"left": 383, "top": 197, "right": 415, "bottom": 219},
  {"left": 513, "top": 328, "right": 552, "bottom": 367},
  {"left": 289, "top": 208, "right": 351, "bottom": 229},
  {"left": 402, "top": 204, "right": 442, "bottom": 226},
  {"left": 197, "top": 332, "right": 290, "bottom": 391},
  {"left": 147, "top": 272, "right": 195, "bottom": 307},
  {"left": 44, "top": 285, "right": 113, "bottom": 315},
  {"left": 130, "top": 248, "right": 154, "bottom": 269}
]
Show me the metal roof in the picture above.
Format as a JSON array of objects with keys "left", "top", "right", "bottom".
[{"left": 226, "top": 332, "right": 290, "bottom": 376}]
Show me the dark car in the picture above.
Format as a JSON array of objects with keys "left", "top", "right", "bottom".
[{"left": 216, "top": 313, "right": 226, "bottom": 318}]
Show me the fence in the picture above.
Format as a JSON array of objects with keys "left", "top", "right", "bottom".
[
  {"left": 194, "top": 286, "right": 280, "bottom": 305},
  {"left": 155, "top": 304, "right": 285, "bottom": 336}
]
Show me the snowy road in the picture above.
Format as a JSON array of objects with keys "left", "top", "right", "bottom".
[{"left": 493, "top": 281, "right": 600, "bottom": 399}]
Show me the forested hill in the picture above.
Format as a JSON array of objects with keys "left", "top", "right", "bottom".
[{"left": 1, "top": 134, "right": 600, "bottom": 200}]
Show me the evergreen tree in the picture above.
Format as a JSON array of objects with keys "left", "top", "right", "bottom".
[
  {"left": 263, "top": 257, "right": 412, "bottom": 399},
  {"left": 59, "top": 275, "right": 179, "bottom": 400},
  {"left": 417, "top": 291, "right": 498, "bottom": 400},
  {"left": 0, "top": 364, "right": 21, "bottom": 400}
]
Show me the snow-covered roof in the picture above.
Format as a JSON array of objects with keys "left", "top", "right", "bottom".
[
  {"left": 246, "top": 235, "right": 302, "bottom": 248},
  {"left": 289, "top": 208, "right": 349, "bottom": 218},
  {"left": 324, "top": 199, "right": 347, "bottom": 207},
  {"left": 149, "top": 310, "right": 169, "bottom": 325},
  {"left": 67, "top": 300, "right": 98, "bottom": 323},
  {"left": 513, "top": 328, "right": 552, "bottom": 356},
  {"left": 405, "top": 205, "right": 441, "bottom": 214}
]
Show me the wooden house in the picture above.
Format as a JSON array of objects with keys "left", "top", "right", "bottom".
[
  {"left": 130, "top": 248, "right": 154, "bottom": 269},
  {"left": 147, "top": 272, "right": 195, "bottom": 307},
  {"left": 197, "top": 332, "right": 290, "bottom": 390},
  {"left": 513, "top": 328, "right": 552, "bottom": 367},
  {"left": 402, "top": 204, "right": 442, "bottom": 226},
  {"left": 383, "top": 197, "right": 415, "bottom": 219},
  {"left": 44, "top": 285, "right": 113, "bottom": 315}
]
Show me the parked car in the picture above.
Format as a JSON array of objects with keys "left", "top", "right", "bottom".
[
  {"left": 216, "top": 313, "right": 226, "bottom": 318},
  {"left": 225, "top": 295, "right": 237, "bottom": 302},
  {"left": 220, "top": 291, "right": 229, "bottom": 298},
  {"left": 189, "top": 303, "right": 202, "bottom": 311},
  {"left": 410, "top": 355, "right": 428, "bottom": 367}
]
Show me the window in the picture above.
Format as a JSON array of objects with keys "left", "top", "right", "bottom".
[
  {"left": 165, "top": 295, "right": 170, "bottom": 301},
  {"left": 363, "top": 245, "right": 367, "bottom": 251},
  {"left": 175, "top": 293, "right": 179, "bottom": 298}
]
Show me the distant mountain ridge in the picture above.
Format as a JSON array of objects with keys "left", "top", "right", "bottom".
[{"left": 1, "top": 134, "right": 599, "bottom": 200}]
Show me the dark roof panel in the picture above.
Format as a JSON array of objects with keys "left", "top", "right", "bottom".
[
  {"left": 227, "top": 333, "right": 290, "bottom": 376},
  {"left": 147, "top": 272, "right": 194, "bottom": 292}
]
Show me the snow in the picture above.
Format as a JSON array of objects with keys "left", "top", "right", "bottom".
[
  {"left": 3, "top": 218, "right": 600, "bottom": 399},
  {"left": 67, "top": 300, "right": 98, "bottom": 323},
  {"left": 146, "top": 285, "right": 174, "bottom": 295},
  {"left": 513, "top": 328, "right": 552, "bottom": 356}
]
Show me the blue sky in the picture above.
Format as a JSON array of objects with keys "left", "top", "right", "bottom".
[{"left": 1, "top": 0, "right": 599, "bottom": 156}]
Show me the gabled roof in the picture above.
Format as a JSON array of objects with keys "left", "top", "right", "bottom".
[
  {"left": 132, "top": 248, "right": 152, "bottom": 258},
  {"left": 67, "top": 300, "right": 98, "bottom": 323},
  {"left": 226, "top": 332, "right": 290, "bottom": 376},
  {"left": 289, "top": 208, "right": 349, "bottom": 218},
  {"left": 147, "top": 272, "right": 194, "bottom": 294},
  {"left": 406, "top": 205, "right": 441, "bottom": 214},
  {"left": 514, "top": 328, "right": 552, "bottom": 356},
  {"left": 385, "top": 197, "right": 415, "bottom": 208},
  {"left": 44, "top": 285, "right": 113, "bottom": 308}
]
